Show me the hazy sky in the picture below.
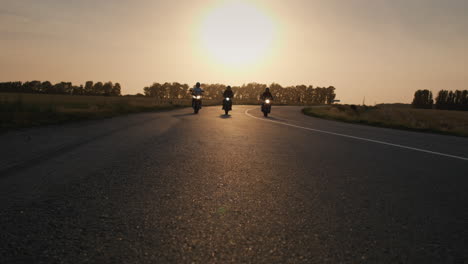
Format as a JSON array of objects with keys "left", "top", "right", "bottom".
[{"left": 1, "top": 0, "right": 467, "bottom": 104}]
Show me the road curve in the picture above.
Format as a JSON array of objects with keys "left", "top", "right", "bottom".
[{"left": 1, "top": 105, "right": 467, "bottom": 263}]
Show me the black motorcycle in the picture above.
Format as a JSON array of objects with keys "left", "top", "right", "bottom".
[
  {"left": 261, "top": 99, "right": 272, "bottom": 117},
  {"left": 192, "top": 95, "right": 202, "bottom": 114},
  {"left": 222, "top": 97, "right": 232, "bottom": 115}
]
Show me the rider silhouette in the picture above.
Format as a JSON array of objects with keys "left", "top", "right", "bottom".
[
  {"left": 223, "top": 86, "right": 234, "bottom": 98},
  {"left": 191, "top": 82, "right": 204, "bottom": 108},
  {"left": 222, "top": 86, "right": 234, "bottom": 110},
  {"left": 261, "top": 87, "right": 273, "bottom": 100}
]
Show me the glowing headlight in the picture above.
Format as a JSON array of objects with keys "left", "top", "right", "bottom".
[
  {"left": 265, "top": 99, "right": 271, "bottom": 104},
  {"left": 196, "top": 96, "right": 201, "bottom": 99},
  {"left": 226, "top": 98, "right": 230, "bottom": 101}
]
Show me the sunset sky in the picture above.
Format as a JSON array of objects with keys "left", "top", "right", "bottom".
[{"left": 1, "top": 0, "right": 467, "bottom": 104}]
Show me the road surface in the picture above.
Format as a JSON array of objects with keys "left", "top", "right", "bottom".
[{"left": 1, "top": 106, "right": 467, "bottom": 263}]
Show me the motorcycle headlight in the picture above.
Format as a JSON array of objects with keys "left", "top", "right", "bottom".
[
  {"left": 226, "top": 98, "right": 230, "bottom": 101},
  {"left": 196, "top": 96, "right": 201, "bottom": 99},
  {"left": 265, "top": 99, "right": 271, "bottom": 104}
]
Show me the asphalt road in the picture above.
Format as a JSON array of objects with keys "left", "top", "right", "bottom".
[{"left": 1, "top": 105, "right": 467, "bottom": 263}]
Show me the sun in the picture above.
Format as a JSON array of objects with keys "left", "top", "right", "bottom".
[{"left": 199, "top": 1, "right": 276, "bottom": 67}]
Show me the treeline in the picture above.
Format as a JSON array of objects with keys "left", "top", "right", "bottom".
[
  {"left": 412, "top": 89, "right": 468, "bottom": 111},
  {"left": 143, "top": 82, "right": 336, "bottom": 104},
  {"left": 435, "top": 90, "right": 468, "bottom": 111},
  {"left": 0, "top": 81, "right": 122, "bottom": 96}
]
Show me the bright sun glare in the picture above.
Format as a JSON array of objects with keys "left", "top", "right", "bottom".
[{"left": 199, "top": 1, "right": 276, "bottom": 67}]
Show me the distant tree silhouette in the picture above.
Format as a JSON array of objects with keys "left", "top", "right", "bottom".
[
  {"left": 142, "top": 82, "right": 337, "bottom": 105},
  {"left": 412, "top": 90, "right": 433, "bottom": 109},
  {"left": 0, "top": 80, "right": 122, "bottom": 96},
  {"left": 326, "top": 86, "right": 337, "bottom": 104},
  {"left": 93, "top": 82, "right": 104, "bottom": 95},
  {"left": 23, "top": 81, "right": 42, "bottom": 93},
  {"left": 435, "top": 90, "right": 448, "bottom": 110},
  {"left": 84, "top": 81, "right": 94, "bottom": 95},
  {"left": 112, "top": 83, "right": 122, "bottom": 96},
  {"left": 102, "top": 82, "right": 113, "bottom": 96},
  {"left": 74, "top": 85, "right": 84, "bottom": 95},
  {"left": 435, "top": 89, "right": 468, "bottom": 111}
]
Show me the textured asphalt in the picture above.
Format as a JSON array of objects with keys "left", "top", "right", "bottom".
[{"left": 0, "top": 105, "right": 467, "bottom": 263}]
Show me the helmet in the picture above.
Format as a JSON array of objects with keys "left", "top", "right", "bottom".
[
  {"left": 266, "top": 88, "right": 270, "bottom": 91},
  {"left": 227, "top": 86, "right": 232, "bottom": 90},
  {"left": 196, "top": 82, "right": 201, "bottom": 88}
]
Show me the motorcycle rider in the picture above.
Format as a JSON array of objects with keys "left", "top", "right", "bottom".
[
  {"left": 261, "top": 87, "right": 273, "bottom": 101},
  {"left": 190, "top": 82, "right": 204, "bottom": 108},
  {"left": 222, "top": 86, "right": 234, "bottom": 110},
  {"left": 260, "top": 87, "right": 274, "bottom": 114},
  {"left": 223, "top": 85, "right": 234, "bottom": 98}
]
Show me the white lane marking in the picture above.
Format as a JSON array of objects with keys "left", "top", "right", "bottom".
[{"left": 245, "top": 108, "right": 468, "bottom": 161}]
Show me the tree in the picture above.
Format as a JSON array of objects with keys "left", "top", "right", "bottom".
[
  {"left": 435, "top": 90, "right": 448, "bottom": 110},
  {"left": 102, "top": 82, "right": 113, "bottom": 96},
  {"left": 93, "top": 82, "right": 104, "bottom": 95},
  {"left": 111, "top": 83, "right": 122, "bottom": 96},
  {"left": 41, "top": 81, "right": 53, "bottom": 94},
  {"left": 74, "top": 85, "right": 84, "bottom": 95},
  {"left": 326, "top": 86, "right": 337, "bottom": 104},
  {"left": 412, "top": 89, "right": 433, "bottom": 109},
  {"left": 84, "top": 81, "right": 94, "bottom": 95},
  {"left": 462, "top": 90, "right": 468, "bottom": 111}
]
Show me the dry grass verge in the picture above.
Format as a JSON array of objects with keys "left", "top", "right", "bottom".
[
  {"left": 0, "top": 93, "right": 192, "bottom": 131},
  {"left": 303, "top": 104, "right": 468, "bottom": 137}
]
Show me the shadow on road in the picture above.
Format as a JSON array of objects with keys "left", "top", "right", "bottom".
[
  {"left": 172, "top": 113, "right": 196, "bottom": 118},
  {"left": 219, "top": 114, "right": 232, "bottom": 119}
]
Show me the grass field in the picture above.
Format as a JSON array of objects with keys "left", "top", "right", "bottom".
[
  {"left": 0, "top": 93, "right": 196, "bottom": 131},
  {"left": 0, "top": 93, "right": 289, "bottom": 131},
  {"left": 303, "top": 104, "right": 468, "bottom": 137}
]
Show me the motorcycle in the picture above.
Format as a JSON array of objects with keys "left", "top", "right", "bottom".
[
  {"left": 192, "top": 95, "right": 202, "bottom": 114},
  {"left": 222, "top": 97, "right": 232, "bottom": 115},
  {"left": 261, "top": 99, "right": 272, "bottom": 117}
]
